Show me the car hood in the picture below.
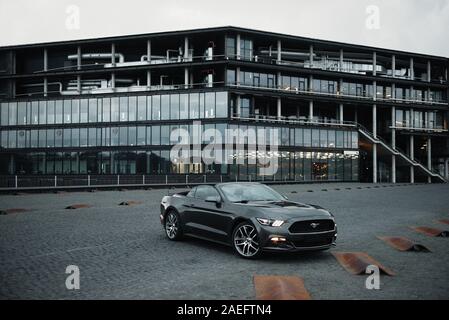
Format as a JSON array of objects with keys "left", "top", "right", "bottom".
[{"left": 238, "top": 201, "right": 332, "bottom": 220}]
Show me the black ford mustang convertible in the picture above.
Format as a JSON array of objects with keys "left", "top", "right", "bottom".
[{"left": 160, "top": 182, "right": 337, "bottom": 258}]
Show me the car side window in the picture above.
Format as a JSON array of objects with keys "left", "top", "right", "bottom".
[
  {"left": 195, "top": 186, "right": 220, "bottom": 201},
  {"left": 186, "top": 187, "right": 196, "bottom": 198}
]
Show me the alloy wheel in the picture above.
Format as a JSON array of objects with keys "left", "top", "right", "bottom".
[
  {"left": 234, "top": 224, "right": 260, "bottom": 258},
  {"left": 165, "top": 212, "right": 179, "bottom": 239}
]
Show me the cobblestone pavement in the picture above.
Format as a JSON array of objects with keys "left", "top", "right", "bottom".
[{"left": 1, "top": 183, "right": 449, "bottom": 299}]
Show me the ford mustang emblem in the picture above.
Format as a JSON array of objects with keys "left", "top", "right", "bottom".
[{"left": 310, "top": 222, "right": 320, "bottom": 229}]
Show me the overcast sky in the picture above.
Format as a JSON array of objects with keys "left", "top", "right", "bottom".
[{"left": 0, "top": 0, "right": 448, "bottom": 56}]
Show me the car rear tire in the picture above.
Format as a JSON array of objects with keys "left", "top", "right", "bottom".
[
  {"left": 164, "top": 210, "right": 183, "bottom": 241},
  {"left": 232, "top": 221, "right": 261, "bottom": 259}
]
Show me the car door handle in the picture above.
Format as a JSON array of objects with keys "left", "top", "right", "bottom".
[{"left": 185, "top": 203, "right": 195, "bottom": 208}]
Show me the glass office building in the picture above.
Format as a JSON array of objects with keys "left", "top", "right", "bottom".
[{"left": 0, "top": 27, "right": 448, "bottom": 186}]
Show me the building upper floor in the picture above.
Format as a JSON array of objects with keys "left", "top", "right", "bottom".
[{"left": 0, "top": 26, "right": 447, "bottom": 103}]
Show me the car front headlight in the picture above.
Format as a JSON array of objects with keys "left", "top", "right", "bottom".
[{"left": 256, "top": 218, "right": 285, "bottom": 227}]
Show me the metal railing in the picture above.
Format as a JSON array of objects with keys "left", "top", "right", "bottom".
[
  {"left": 0, "top": 173, "right": 346, "bottom": 191},
  {"left": 355, "top": 124, "right": 447, "bottom": 182}
]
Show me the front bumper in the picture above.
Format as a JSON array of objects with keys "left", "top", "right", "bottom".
[{"left": 255, "top": 219, "right": 337, "bottom": 252}]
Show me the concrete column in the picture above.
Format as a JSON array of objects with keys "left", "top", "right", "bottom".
[
  {"left": 391, "top": 106, "right": 396, "bottom": 183},
  {"left": 427, "top": 61, "right": 431, "bottom": 82},
  {"left": 410, "top": 57, "right": 414, "bottom": 80},
  {"left": 372, "top": 52, "right": 377, "bottom": 76},
  {"left": 340, "top": 49, "right": 344, "bottom": 72},
  {"left": 184, "top": 68, "right": 189, "bottom": 89},
  {"left": 309, "top": 44, "right": 314, "bottom": 67},
  {"left": 77, "top": 75, "right": 81, "bottom": 94},
  {"left": 147, "top": 40, "right": 151, "bottom": 87},
  {"left": 277, "top": 40, "right": 282, "bottom": 63},
  {"left": 236, "top": 67, "right": 240, "bottom": 86},
  {"left": 236, "top": 34, "right": 241, "bottom": 60},
  {"left": 373, "top": 80, "right": 377, "bottom": 101},
  {"left": 309, "top": 75, "right": 313, "bottom": 91},
  {"left": 309, "top": 101, "right": 314, "bottom": 121},
  {"left": 184, "top": 36, "right": 189, "bottom": 60},
  {"left": 236, "top": 95, "right": 241, "bottom": 117},
  {"left": 427, "top": 137, "right": 432, "bottom": 183},
  {"left": 339, "top": 103, "right": 344, "bottom": 124},
  {"left": 277, "top": 98, "right": 282, "bottom": 120},
  {"left": 373, "top": 103, "right": 378, "bottom": 182},
  {"left": 410, "top": 135, "right": 415, "bottom": 183},
  {"left": 111, "top": 43, "right": 116, "bottom": 67},
  {"left": 111, "top": 43, "right": 116, "bottom": 89},
  {"left": 373, "top": 144, "right": 378, "bottom": 183},
  {"left": 392, "top": 55, "right": 396, "bottom": 78},
  {"left": 77, "top": 46, "right": 81, "bottom": 70},
  {"left": 43, "top": 49, "right": 48, "bottom": 96}
]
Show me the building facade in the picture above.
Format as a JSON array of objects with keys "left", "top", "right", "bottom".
[{"left": 0, "top": 27, "right": 448, "bottom": 188}]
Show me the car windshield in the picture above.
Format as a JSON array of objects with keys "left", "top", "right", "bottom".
[{"left": 219, "top": 184, "right": 285, "bottom": 203}]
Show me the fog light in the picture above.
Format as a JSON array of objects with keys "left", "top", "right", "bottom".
[{"left": 271, "top": 236, "right": 287, "bottom": 242}]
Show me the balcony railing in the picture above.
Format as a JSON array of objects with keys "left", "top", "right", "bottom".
[{"left": 228, "top": 83, "right": 448, "bottom": 106}]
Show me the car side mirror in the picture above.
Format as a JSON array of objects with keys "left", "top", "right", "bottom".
[{"left": 205, "top": 196, "right": 222, "bottom": 205}]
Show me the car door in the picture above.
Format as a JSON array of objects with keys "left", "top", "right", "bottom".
[{"left": 188, "top": 185, "right": 233, "bottom": 243}]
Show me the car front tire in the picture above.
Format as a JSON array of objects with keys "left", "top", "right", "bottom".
[
  {"left": 164, "top": 210, "right": 183, "bottom": 241},
  {"left": 232, "top": 221, "right": 261, "bottom": 259}
]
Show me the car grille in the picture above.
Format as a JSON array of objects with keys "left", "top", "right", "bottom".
[
  {"left": 292, "top": 235, "right": 334, "bottom": 248},
  {"left": 289, "top": 219, "right": 335, "bottom": 233}
]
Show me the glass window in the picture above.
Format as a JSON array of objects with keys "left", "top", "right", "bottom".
[
  {"left": 336, "top": 131, "right": 344, "bottom": 148},
  {"left": 55, "top": 129, "right": 63, "bottom": 147},
  {"left": 97, "top": 99, "right": 102, "bottom": 123},
  {"left": 303, "top": 129, "right": 311, "bottom": 147},
  {"left": 179, "top": 94, "right": 189, "bottom": 119},
  {"left": 352, "top": 132, "right": 358, "bottom": 149},
  {"left": 17, "top": 130, "right": 26, "bottom": 148},
  {"left": 111, "top": 98, "right": 119, "bottom": 122},
  {"left": 63, "top": 100, "right": 71, "bottom": 124},
  {"left": 216, "top": 92, "right": 228, "bottom": 118},
  {"left": 151, "top": 126, "right": 160, "bottom": 145},
  {"left": 31, "top": 101, "right": 39, "bottom": 124},
  {"left": 161, "top": 95, "right": 170, "bottom": 120},
  {"left": 189, "top": 93, "right": 199, "bottom": 119},
  {"left": 119, "top": 127, "right": 128, "bottom": 146},
  {"left": 102, "top": 98, "right": 110, "bottom": 122},
  {"left": 320, "top": 130, "right": 327, "bottom": 148},
  {"left": 137, "top": 96, "right": 146, "bottom": 121},
  {"left": 205, "top": 92, "right": 215, "bottom": 118},
  {"left": 79, "top": 128, "right": 88, "bottom": 147},
  {"left": 55, "top": 100, "right": 63, "bottom": 124},
  {"left": 137, "top": 126, "right": 146, "bottom": 145},
  {"left": 195, "top": 185, "right": 221, "bottom": 201},
  {"left": 111, "top": 127, "right": 119, "bottom": 146},
  {"left": 47, "top": 129, "right": 55, "bottom": 148},
  {"left": 46, "top": 100, "right": 55, "bottom": 124},
  {"left": 0, "top": 103, "right": 8, "bottom": 126},
  {"left": 311, "top": 129, "right": 320, "bottom": 147},
  {"left": 128, "top": 126, "right": 137, "bottom": 146},
  {"left": 71, "top": 128, "right": 79, "bottom": 147},
  {"left": 119, "top": 97, "right": 128, "bottom": 122},
  {"left": 146, "top": 96, "right": 152, "bottom": 121},
  {"left": 30, "top": 130, "right": 38, "bottom": 148},
  {"left": 9, "top": 102, "right": 18, "bottom": 126},
  {"left": 63, "top": 128, "right": 71, "bottom": 147},
  {"left": 295, "top": 128, "right": 303, "bottom": 146},
  {"left": 8, "top": 130, "right": 17, "bottom": 148},
  {"left": 80, "top": 99, "right": 88, "bottom": 123},
  {"left": 88, "top": 99, "right": 97, "bottom": 123},
  {"left": 152, "top": 95, "right": 160, "bottom": 120},
  {"left": 328, "top": 130, "right": 336, "bottom": 148},
  {"left": 88, "top": 128, "right": 96, "bottom": 146},
  {"left": 161, "top": 126, "right": 170, "bottom": 145},
  {"left": 71, "top": 100, "right": 79, "bottom": 123},
  {"left": 128, "top": 97, "right": 137, "bottom": 122},
  {"left": 17, "top": 102, "right": 27, "bottom": 125},
  {"left": 170, "top": 94, "right": 180, "bottom": 120},
  {"left": 226, "top": 36, "right": 236, "bottom": 58}
]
